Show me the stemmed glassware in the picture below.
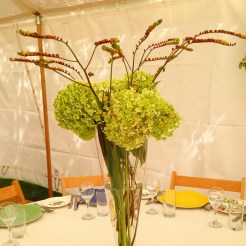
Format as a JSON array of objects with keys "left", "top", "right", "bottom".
[
  {"left": 0, "top": 202, "right": 19, "bottom": 246},
  {"left": 79, "top": 181, "right": 95, "bottom": 220},
  {"left": 208, "top": 187, "right": 225, "bottom": 228},
  {"left": 145, "top": 175, "right": 160, "bottom": 215}
]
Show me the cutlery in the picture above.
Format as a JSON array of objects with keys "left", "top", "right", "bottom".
[
  {"left": 145, "top": 191, "right": 163, "bottom": 205},
  {"left": 39, "top": 205, "right": 54, "bottom": 213},
  {"left": 145, "top": 198, "right": 153, "bottom": 205},
  {"left": 232, "top": 213, "right": 246, "bottom": 222},
  {"left": 68, "top": 195, "right": 74, "bottom": 209},
  {"left": 203, "top": 203, "right": 212, "bottom": 211},
  {"left": 74, "top": 195, "right": 79, "bottom": 211},
  {"left": 145, "top": 199, "right": 159, "bottom": 205}
]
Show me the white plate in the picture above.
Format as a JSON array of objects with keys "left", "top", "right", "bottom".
[
  {"left": 42, "top": 197, "right": 70, "bottom": 208},
  {"left": 0, "top": 204, "right": 43, "bottom": 227},
  {"left": 217, "top": 199, "right": 246, "bottom": 214}
]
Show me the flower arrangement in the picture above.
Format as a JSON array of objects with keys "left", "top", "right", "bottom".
[
  {"left": 53, "top": 70, "right": 181, "bottom": 151},
  {"left": 11, "top": 20, "right": 246, "bottom": 152},
  {"left": 10, "top": 19, "right": 246, "bottom": 246}
]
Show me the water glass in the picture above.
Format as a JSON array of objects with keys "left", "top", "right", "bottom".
[
  {"left": 228, "top": 199, "right": 244, "bottom": 231},
  {"left": 12, "top": 204, "right": 27, "bottom": 239},
  {"left": 145, "top": 176, "right": 160, "bottom": 215},
  {"left": 0, "top": 202, "right": 19, "bottom": 246},
  {"left": 96, "top": 189, "right": 109, "bottom": 217},
  {"left": 79, "top": 182, "right": 95, "bottom": 220},
  {"left": 163, "top": 189, "right": 176, "bottom": 218},
  {"left": 208, "top": 187, "right": 224, "bottom": 228}
]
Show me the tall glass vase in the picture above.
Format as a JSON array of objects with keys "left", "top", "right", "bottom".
[
  {"left": 96, "top": 127, "right": 147, "bottom": 246},
  {"left": 105, "top": 183, "right": 142, "bottom": 246}
]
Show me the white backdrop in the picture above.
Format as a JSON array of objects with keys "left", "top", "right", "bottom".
[{"left": 0, "top": 0, "right": 246, "bottom": 195}]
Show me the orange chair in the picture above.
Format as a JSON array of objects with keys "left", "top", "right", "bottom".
[
  {"left": 170, "top": 171, "right": 245, "bottom": 199},
  {"left": 61, "top": 174, "right": 104, "bottom": 196},
  {"left": 0, "top": 180, "right": 28, "bottom": 204}
]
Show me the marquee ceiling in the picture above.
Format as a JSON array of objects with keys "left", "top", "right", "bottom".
[{"left": 0, "top": 0, "right": 144, "bottom": 25}]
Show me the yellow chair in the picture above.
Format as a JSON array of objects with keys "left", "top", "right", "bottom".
[
  {"left": 61, "top": 174, "right": 104, "bottom": 196},
  {"left": 0, "top": 180, "right": 28, "bottom": 204},
  {"left": 170, "top": 171, "right": 245, "bottom": 199}
]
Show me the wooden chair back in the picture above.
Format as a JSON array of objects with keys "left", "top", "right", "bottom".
[
  {"left": 0, "top": 180, "right": 27, "bottom": 204},
  {"left": 170, "top": 171, "right": 245, "bottom": 199},
  {"left": 61, "top": 174, "right": 104, "bottom": 196}
]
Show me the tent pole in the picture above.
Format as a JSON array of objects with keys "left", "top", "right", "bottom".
[{"left": 35, "top": 12, "right": 53, "bottom": 197}]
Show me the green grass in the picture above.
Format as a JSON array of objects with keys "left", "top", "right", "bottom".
[{"left": 0, "top": 178, "right": 62, "bottom": 201}]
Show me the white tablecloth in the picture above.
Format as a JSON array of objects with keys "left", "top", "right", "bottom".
[{"left": 0, "top": 199, "right": 245, "bottom": 246}]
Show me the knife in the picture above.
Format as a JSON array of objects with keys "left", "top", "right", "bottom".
[
  {"left": 68, "top": 194, "right": 74, "bottom": 209},
  {"left": 232, "top": 213, "right": 245, "bottom": 222},
  {"left": 74, "top": 194, "right": 79, "bottom": 211}
]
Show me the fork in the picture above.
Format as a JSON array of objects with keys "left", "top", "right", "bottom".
[{"left": 39, "top": 205, "right": 54, "bottom": 213}]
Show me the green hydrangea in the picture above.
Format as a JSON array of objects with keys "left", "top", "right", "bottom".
[
  {"left": 122, "top": 70, "right": 157, "bottom": 92},
  {"left": 54, "top": 82, "right": 102, "bottom": 140},
  {"left": 53, "top": 71, "right": 181, "bottom": 150},
  {"left": 103, "top": 88, "right": 181, "bottom": 150}
]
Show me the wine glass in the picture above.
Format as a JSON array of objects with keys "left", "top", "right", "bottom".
[
  {"left": 145, "top": 175, "right": 160, "bottom": 215},
  {"left": 0, "top": 202, "right": 19, "bottom": 246},
  {"left": 79, "top": 182, "right": 95, "bottom": 220},
  {"left": 208, "top": 187, "right": 225, "bottom": 228}
]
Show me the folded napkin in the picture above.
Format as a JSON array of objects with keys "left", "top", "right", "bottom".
[{"left": 79, "top": 188, "right": 105, "bottom": 206}]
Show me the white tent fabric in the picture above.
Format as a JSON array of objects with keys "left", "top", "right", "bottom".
[{"left": 0, "top": 0, "right": 246, "bottom": 195}]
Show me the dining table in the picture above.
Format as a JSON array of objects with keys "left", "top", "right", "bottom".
[{"left": 0, "top": 196, "right": 245, "bottom": 246}]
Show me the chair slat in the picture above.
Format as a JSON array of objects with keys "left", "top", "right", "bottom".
[
  {"left": 0, "top": 180, "right": 27, "bottom": 204},
  {"left": 61, "top": 174, "right": 104, "bottom": 196},
  {"left": 170, "top": 171, "right": 245, "bottom": 199}
]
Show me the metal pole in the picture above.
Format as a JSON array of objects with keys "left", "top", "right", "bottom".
[{"left": 35, "top": 12, "right": 53, "bottom": 197}]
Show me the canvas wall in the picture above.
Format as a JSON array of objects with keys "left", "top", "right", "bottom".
[{"left": 0, "top": 0, "right": 245, "bottom": 196}]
